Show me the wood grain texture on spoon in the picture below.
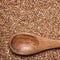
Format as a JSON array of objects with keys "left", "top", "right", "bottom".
[{"left": 9, "top": 33, "right": 60, "bottom": 55}]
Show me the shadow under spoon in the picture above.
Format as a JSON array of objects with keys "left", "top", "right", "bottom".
[{"left": 9, "top": 33, "right": 60, "bottom": 55}]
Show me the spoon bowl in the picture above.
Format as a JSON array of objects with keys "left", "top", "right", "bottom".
[{"left": 10, "top": 33, "right": 39, "bottom": 55}]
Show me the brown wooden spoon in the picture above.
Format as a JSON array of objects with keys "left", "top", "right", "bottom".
[{"left": 10, "top": 33, "right": 60, "bottom": 55}]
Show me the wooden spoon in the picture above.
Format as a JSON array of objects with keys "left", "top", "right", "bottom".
[{"left": 10, "top": 33, "right": 60, "bottom": 55}]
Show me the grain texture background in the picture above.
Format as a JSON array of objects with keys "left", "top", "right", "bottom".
[{"left": 0, "top": 0, "right": 60, "bottom": 60}]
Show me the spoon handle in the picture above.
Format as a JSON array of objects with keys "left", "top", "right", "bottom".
[{"left": 38, "top": 37, "right": 60, "bottom": 51}]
